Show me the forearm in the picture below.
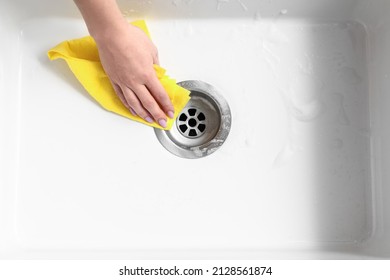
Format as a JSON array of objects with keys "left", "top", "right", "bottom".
[{"left": 73, "top": 0, "right": 127, "bottom": 42}]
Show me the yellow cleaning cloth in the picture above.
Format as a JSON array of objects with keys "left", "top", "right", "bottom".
[{"left": 47, "top": 20, "right": 190, "bottom": 130}]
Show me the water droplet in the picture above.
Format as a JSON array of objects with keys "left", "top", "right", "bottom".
[
  {"left": 334, "top": 93, "right": 350, "bottom": 125},
  {"left": 290, "top": 101, "right": 325, "bottom": 122},
  {"left": 262, "top": 42, "right": 281, "bottom": 63},
  {"left": 280, "top": 9, "right": 288, "bottom": 15},
  {"left": 273, "top": 143, "right": 296, "bottom": 168},
  {"left": 254, "top": 11, "right": 262, "bottom": 21},
  {"left": 287, "top": 73, "right": 325, "bottom": 122},
  {"left": 237, "top": 0, "right": 248, "bottom": 11},
  {"left": 172, "top": 0, "right": 181, "bottom": 6},
  {"left": 339, "top": 67, "right": 362, "bottom": 85},
  {"left": 216, "top": 0, "right": 230, "bottom": 10}
]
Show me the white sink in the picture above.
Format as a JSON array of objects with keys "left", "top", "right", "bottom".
[{"left": 0, "top": 0, "right": 389, "bottom": 259}]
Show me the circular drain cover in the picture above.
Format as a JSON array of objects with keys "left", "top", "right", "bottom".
[{"left": 154, "top": 80, "right": 231, "bottom": 159}]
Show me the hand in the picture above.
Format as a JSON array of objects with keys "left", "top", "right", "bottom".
[{"left": 95, "top": 23, "right": 174, "bottom": 128}]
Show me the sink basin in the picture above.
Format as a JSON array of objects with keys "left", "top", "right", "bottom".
[{"left": 1, "top": 0, "right": 389, "bottom": 259}]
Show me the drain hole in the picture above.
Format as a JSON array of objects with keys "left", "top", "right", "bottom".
[
  {"left": 189, "top": 129, "right": 197, "bottom": 137},
  {"left": 155, "top": 80, "right": 232, "bottom": 158},
  {"left": 188, "top": 118, "right": 197, "bottom": 127},
  {"left": 179, "top": 124, "right": 188, "bottom": 133},
  {"left": 179, "top": 114, "right": 187, "bottom": 121},
  {"left": 198, "top": 112, "right": 206, "bottom": 121},
  {"left": 188, "top": 108, "right": 197, "bottom": 116}
]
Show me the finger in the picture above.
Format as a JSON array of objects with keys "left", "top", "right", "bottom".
[
  {"left": 146, "top": 76, "right": 174, "bottom": 119},
  {"left": 121, "top": 86, "right": 153, "bottom": 123},
  {"left": 133, "top": 85, "right": 168, "bottom": 128},
  {"left": 112, "top": 84, "right": 136, "bottom": 116}
]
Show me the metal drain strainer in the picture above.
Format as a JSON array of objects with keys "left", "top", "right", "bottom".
[
  {"left": 177, "top": 107, "right": 207, "bottom": 138},
  {"left": 154, "top": 80, "right": 231, "bottom": 159}
]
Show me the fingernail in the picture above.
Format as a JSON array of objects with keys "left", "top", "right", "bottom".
[
  {"left": 167, "top": 110, "right": 174, "bottom": 119},
  {"left": 158, "top": 119, "right": 167, "bottom": 128},
  {"left": 145, "top": 116, "right": 154, "bottom": 123},
  {"left": 130, "top": 108, "right": 137, "bottom": 116}
]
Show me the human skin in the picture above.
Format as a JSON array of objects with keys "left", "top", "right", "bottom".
[{"left": 74, "top": 0, "right": 174, "bottom": 128}]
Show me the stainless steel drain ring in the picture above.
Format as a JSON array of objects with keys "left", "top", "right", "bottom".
[{"left": 154, "top": 80, "right": 232, "bottom": 159}]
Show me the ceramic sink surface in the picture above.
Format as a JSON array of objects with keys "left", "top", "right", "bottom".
[{"left": 0, "top": 0, "right": 390, "bottom": 259}]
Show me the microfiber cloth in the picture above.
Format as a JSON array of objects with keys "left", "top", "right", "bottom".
[{"left": 47, "top": 20, "right": 190, "bottom": 130}]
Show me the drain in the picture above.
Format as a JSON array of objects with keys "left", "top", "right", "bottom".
[
  {"left": 154, "top": 80, "right": 231, "bottom": 159},
  {"left": 177, "top": 107, "right": 207, "bottom": 138}
]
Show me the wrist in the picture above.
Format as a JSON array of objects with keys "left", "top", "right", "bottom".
[
  {"left": 74, "top": 0, "right": 127, "bottom": 43},
  {"left": 90, "top": 17, "right": 128, "bottom": 44}
]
